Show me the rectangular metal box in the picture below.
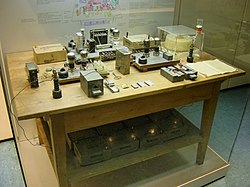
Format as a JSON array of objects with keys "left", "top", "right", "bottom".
[
  {"left": 66, "top": 128, "right": 98, "bottom": 150},
  {"left": 123, "top": 116, "right": 164, "bottom": 148},
  {"left": 115, "top": 47, "right": 131, "bottom": 75},
  {"left": 149, "top": 109, "right": 188, "bottom": 141},
  {"left": 97, "top": 122, "right": 139, "bottom": 157},
  {"left": 96, "top": 122, "right": 124, "bottom": 135},
  {"left": 73, "top": 136, "right": 111, "bottom": 166},
  {"left": 90, "top": 28, "right": 108, "bottom": 45},
  {"left": 102, "top": 128, "right": 139, "bottom": 157},
  {"left": 25, "top": 63, "right": 39, "bottom": 88},
  {"left": 80, "top": 70, "right": 103, "bottom": 97},
  {"left": 160, "top": 66, "right": 185, "bottom": 82},
  {"left": 32, "top": 43, "right": 67, "bottom": 64}
]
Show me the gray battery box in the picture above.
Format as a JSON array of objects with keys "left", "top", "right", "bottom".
[
  {"left": 66, "top": 128, "right": 98, "bottom": 150},
  {"left": 73, "top": 136, "right": 111, "bottom": 166},
  {"left": 80, "top": 70, "right": 103, "bottom": 97},
  {"left": 148, "top": 109, "right": 173, "bottom": 123},
  {"left": 96, "top": 122, "right": 124, "bottom": 135},
  {"left": 97, "top": 122, "right": 139, "bottom": 157},
  {"left": 123, "top": 116, "right": 152, "bottom": 128},
  {"left": 124, "top": 116, "right": 164, "bottom": 148},
  {"left": 149, "top": 109, "right": 187, "bottom": 141},
  {"left": 103, "top": 129, "right": 139, "bottom": 157}
]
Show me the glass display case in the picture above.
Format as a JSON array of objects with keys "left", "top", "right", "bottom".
[
  {"left": 176, "top": 0, "right": 250, "bottom": 87},
  {"left": 176, "top": 0, "right": 250, "bottom": 176},
  {"left": 0, "top": 0, "right": 249, "bottom": 187}
]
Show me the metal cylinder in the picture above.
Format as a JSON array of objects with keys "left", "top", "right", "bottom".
[
  {"left": 154, "top": 37, "right": 161, "bottom": 46},
  {"left": 113, "top": 29, "right": 120, "bottom": 38},
  {"left": 144, "top": 39, "right": 150, "bottom": 48},
  {"left": 80, "top": 28, "right": 85, "bottom": 46},
  {"left": 75, "top": 32, "right": 83, "bottom": 50}
]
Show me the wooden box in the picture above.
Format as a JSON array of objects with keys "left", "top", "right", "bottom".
[{"left": 33, "top": 43, "right": 67, "bottom": 64}]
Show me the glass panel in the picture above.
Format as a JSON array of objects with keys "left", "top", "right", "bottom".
[
  {"left": 177, "top": 0, "right": 250, "bottom": 162},
  {"left": 179, "top": 86, "right": 250, "bottom": 161},
  {"left": 229, "top": 1, "right": 250, "bottom": 86},
  {"left": 178, "top": 0, "right": 247, "bottom": 65}
]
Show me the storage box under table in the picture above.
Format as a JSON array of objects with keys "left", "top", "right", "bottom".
[
  {"left": 96, "top": 122, "right": 124, "bottom": 135},
  {"left": 66, "top": 128, "right": 98, "bottom": 150},
  {"left": 124, "top": 116, "right": 164, "bottom": 148},
  {"left": 149, "top": 109, "right": 188, "bottom": 141},
  {"left": 73, "top": 136, "right": 111, "bottom": 166},
  {"left": 97, "top": 122, "right": 139, "bottom": 157}
]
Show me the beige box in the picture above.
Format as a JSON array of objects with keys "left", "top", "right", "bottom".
[
  {"left": 123, "top": 34, "right": 156, "bottom": 51},
  {"left": 115, "top": 47, "right": 131, "bottom": 75},
  {"left": 33, "top": 43, "right": 67, "bottom": 64}
]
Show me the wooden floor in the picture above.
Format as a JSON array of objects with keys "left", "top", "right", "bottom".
[{"left": 0, "top": 76, "right": 12, "bottom": 141}]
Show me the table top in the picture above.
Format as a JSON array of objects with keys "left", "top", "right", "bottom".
[{"left": 6, "top": 51, "right": 245, "bottom": 120}]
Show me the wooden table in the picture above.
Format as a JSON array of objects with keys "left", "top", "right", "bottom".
[{"left": 6, "top": 51, "right": 244, "bottom": 187}]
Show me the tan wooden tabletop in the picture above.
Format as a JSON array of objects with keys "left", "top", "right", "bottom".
[{"left": 6, "top": 51, "right": 245, "bottom": 120}]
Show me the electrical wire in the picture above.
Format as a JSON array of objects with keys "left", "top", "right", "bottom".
[
  {"left": 9, "top": 78, "right": 52, "bottom": 148},
  {"left": 9, "top": 70, "right": 98, "bottom": 147}
]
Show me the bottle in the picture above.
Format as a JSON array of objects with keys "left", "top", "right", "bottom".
[{"left": 194, "top": 19, "right": 205, "bottom": 59}]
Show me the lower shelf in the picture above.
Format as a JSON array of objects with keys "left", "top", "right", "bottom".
[
  {"left": 19, "top": 136, "right": 229, "bottom": 187},
  {"left": 67, "top": 123, "right": 202, "bottom": 183},
  {"left": 36, "top": 113, "right": 203, "bottom": 184}
]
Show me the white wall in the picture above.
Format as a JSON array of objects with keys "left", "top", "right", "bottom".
[{"left": 0, "top": 0, "right": 175, "bottom": 53}]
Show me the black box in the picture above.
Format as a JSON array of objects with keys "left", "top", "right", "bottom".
[
  {"left": 96, "top": 122, "right": 124, "bottom": 135},
  {"left": 66, "top": 128, "right": 98, "bottom": 150},
  {"left": 148, "top": 109, "right": 173, "bottom": 122},
  {"left": 73, "top": 136, "right": 111, "bottom": 166},
  {"left": 25, "top": 63, "right": 39, "bottom": 88},
  {"left": 97, "top": 122, "right": 139, "bottom": 157},
  {"left": 124, "top": 116, "right": 164, "bottom": 148},
  {"left": 150, "top": 109, "right": 188, "bottom": 141},
  {"left": 103, "top": 128, "right": 139, "bottom": 157},
  {"left": 123, "top": 116, "right": 152, "bottom": 128}
]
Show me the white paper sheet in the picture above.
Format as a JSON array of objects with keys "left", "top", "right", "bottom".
[{"left": 187, "top": 59, "right": 237, "bottom": 77}]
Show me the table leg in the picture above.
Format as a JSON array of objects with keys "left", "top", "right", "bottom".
[
  {"left": 49, "top": 113, "right": 68, "bottom": 187},
  {"left": 196, "top": 82, "right": 221, "bottom": 165}
]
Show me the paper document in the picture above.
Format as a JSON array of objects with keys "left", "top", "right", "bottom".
[{"left": 187, "top": 59, "right": 237, "bottom": 77}]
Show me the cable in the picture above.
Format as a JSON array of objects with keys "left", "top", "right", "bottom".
[
  {"left": 9, "top": 69, "right": 103, "bottom": 148},
  {"left": 9, "top": 79, "right": 52, "bottom": 148}
]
